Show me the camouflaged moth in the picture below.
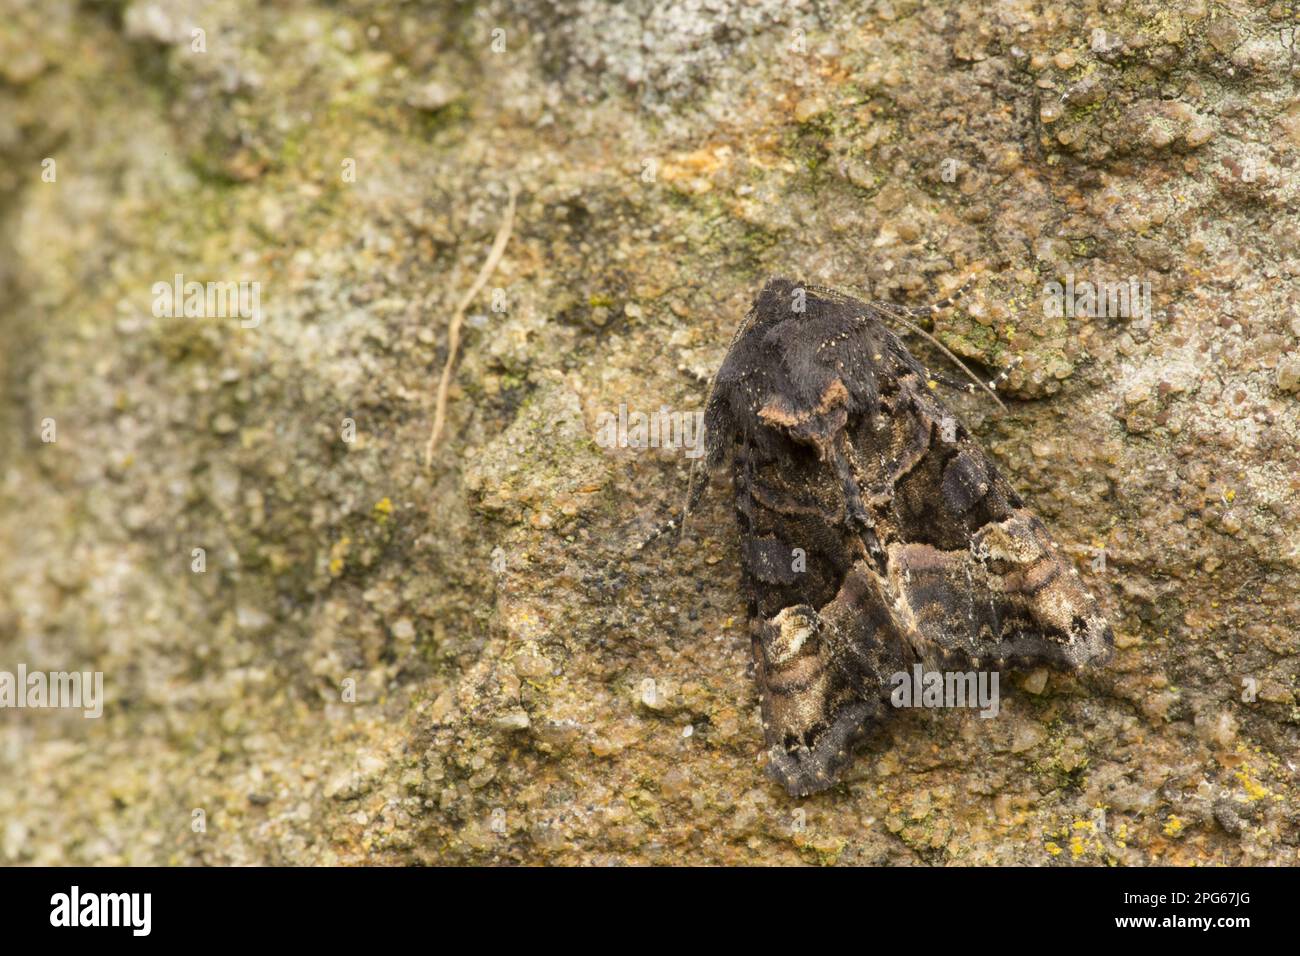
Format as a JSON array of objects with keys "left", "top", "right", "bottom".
[{"left": 691, "top": 278, "right": 1112, "bottom": 796}]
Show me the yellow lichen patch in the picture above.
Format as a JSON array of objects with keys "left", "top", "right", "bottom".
[
  {"left": 373, "top": 496, "right": 393, "bottom": 522},
  {"left": 1234, "top": 769, "right": 1271, "bottom": 802},
  {"left": 328, "top": 535, "right": 351, "bottom": 577},
  {"left": 1163, "top": 815, "right": 1184, "bottom": 837},
  {"left": 1045, "top": 841, "right": 1063, "bottom": 857}
]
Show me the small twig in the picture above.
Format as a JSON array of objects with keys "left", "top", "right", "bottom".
[{"left": 425, "top": 181, "right": 519, "bottom": 466}]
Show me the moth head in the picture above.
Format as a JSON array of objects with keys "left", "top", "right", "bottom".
[{"left": 760, "top": 605, "right": 822, "bottom": 667}]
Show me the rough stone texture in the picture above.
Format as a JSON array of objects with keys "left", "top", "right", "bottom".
[{"left": 1, "top": 0, "right": 1298, "bottom": 865}]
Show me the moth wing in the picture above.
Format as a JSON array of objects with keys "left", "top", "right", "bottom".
[
  {"left": 861, "top": 380, "right": 1113, "bottom": 672},
  {"left": 878, "top": 512, "right": 1113, "bottom": 672},
  {"left": 751, "top": 563, "right": 908, "bottom": 797}
]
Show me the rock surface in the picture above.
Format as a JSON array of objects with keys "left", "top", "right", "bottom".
[{"left": 1, "top": 0, "right": 1297, "bottom": 865}]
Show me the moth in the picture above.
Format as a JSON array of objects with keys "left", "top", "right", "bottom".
[{"left": 690, "top": 278, "right": 1113, "bottom": 797}]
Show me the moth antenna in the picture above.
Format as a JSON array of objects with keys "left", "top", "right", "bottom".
[
  {"left": 678, "top": 456, "right": 710, "bottom": 543},
  {"left": 986, "top": 356, "right": 1023, "bottom": 392},
  {"left": 634, "top": 516, "right": 679, "bottom": 552},
  {"left": 873, "top": 272, "right": 1009, "bottom": 411},
  {"left": 884, "top": 272, "right": 978, "bottom": 318},
  {"left": 632, "top": 457, "right": 710, "bottom": 553},
  {"left": 881, "top": 309, "right": 1007, "bottom": 412}
]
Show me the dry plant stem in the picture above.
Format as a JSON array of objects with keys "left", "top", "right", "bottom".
[{"left": 426, "top": 181, "right": 519, "bottom": 465}]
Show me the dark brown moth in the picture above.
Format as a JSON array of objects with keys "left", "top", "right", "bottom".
[{"left": 692, "top": 278, "right": 1112, "bottom": 797}]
